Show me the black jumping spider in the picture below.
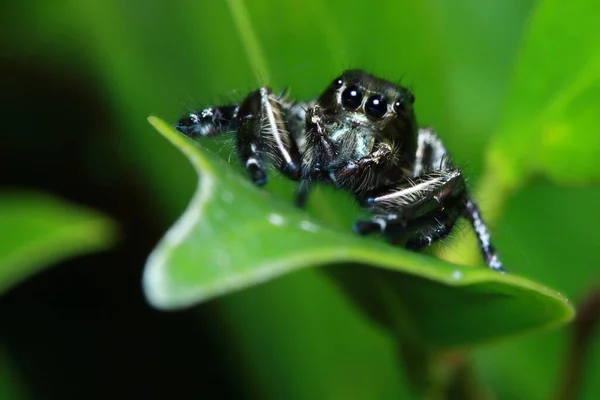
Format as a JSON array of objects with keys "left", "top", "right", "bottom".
[{"left": 176, "top": 70, "right": 504, "bottom": 272}]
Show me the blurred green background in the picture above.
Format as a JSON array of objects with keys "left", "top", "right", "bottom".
[{"left": 1, "top": 0, "right": 599, "bottom": 399}]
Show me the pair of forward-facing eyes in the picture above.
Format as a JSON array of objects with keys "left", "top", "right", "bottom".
[{"left": 331, "top": 77, "right": 415, "bottom": 119}]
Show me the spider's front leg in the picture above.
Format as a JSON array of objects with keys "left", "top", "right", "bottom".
[
  {"left": 355, "top": 127, "right": 505, "bottom": 272},
  {"left": 177, "top": 88, "right": 302, "bottom": 186},
  {"left": 414, "top": 128, "right": 504, "bottom": 271},
  {"left": 354, "top": 168, "right": 467, "bottom": 250},
  {"left": 236, "top": 88, "right": 302, "bottom": 185},
  {"left": 176, "top": 104, "right": 239, "bottom": 137}
]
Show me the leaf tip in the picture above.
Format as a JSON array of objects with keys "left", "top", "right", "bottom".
[
  {"left": 142, "top": 246, "right": 186, "bottom": 311},
  {"left": 147, "top": 115, "right": 169, "bottom": 135}
]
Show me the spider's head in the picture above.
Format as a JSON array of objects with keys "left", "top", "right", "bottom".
[{"left": 318, "top": 70, "right": 417, "bottom": 140}]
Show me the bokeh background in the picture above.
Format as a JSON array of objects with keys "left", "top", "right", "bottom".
[{"left": 1, "top": 0, "right": 599, "bottom": 399}]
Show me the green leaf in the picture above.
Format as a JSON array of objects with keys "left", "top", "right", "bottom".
[
  {"left": 143, "top": 116, "right": 573, "bottom": 347},
  {"left": 488, "top": 0, "right": 600, "bottom": 187},
  {"left": 0, "top": 192, "right": 117, "bottom": 294}
]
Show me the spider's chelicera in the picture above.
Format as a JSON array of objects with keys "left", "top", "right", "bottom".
[{"left": 176, "top": 70, "right": 504, "bottom": 272}]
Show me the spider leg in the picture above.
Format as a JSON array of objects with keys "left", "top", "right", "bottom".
[
  {"left": 176, "top": 101, "right": 268, "bottom": 184},
  {"left": 404, "top": 206, "right": 462, "bottom": 251},
  {"left": 463, "top": 199, "right": 504, "bottom": 272},
  {"left": 177, "top": 89, "right": 302, "bottom": 186},
  {"left": 413, "top": 128, "right": 504, "bottom": 271},
  {"left": 354, "top": 168, "right": 466, "bottom": 241},
  {"left": 404, "top": 218, "right": 455, "bottom": 251},
  {"left": 176, "top": 105, "right": 239, "bottom": 138},
  {"left": 236, "top": 88, "right": 303, "bottom": 185},
  {"left": 294, "top": 181, "right": 311, "bottom": 208},
  {"left": 412, "top": 127, "right": 452, "bottom": 175},
  {"left": 371, "top": 127, "right": 504, "bottom": 272}
]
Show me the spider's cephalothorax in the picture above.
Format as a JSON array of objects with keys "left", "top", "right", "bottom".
[{"left": 176, "top": 70, "right": 504, "bottom": 272}]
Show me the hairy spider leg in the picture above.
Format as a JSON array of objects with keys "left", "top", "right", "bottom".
[
  {"left": 355, "top": 127, "right": 504, "bottom": 272},
  {"left": 294, "top": 181, "right": 311, "bottom": 208},
  {"left": 176, "top": 105, "right": 239, "bottom": 137},
  {"left": 412, "top": 128, "right": 504, "bottom": 272},
  {"left": 412, "top": 127, "right": 451, "bottom": 175},
  {"left": 176, "top": 88, "right": 303, "bottom": 185},
  {"left": 402, "top": 128, "right": 465, "bottom": 250},
  {"left": 237, "top": 88, "right": 302, "bottom": 184},
  {"left": 463, "top": 199, "right": 504, "bottom": 272},
  {"left": 403, "top": 208, "right": 461, "bottom": 251},
  {"left": 354, "top": 169, "right": 466, "bottom": 246}
]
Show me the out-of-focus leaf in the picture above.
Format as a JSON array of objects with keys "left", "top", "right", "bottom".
[
  {"left": 0, "top": 192, "right": 117, "bottom": 294},
  {"left": 142, "top": 116, "right": 573, "bottom": 348},
  {"left": 488, "top": 0, "right": 600, "bottom": 187}
]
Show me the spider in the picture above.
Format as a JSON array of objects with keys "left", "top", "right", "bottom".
[{"left": 176, "top": 70, "right": 504, "bottom": 272}]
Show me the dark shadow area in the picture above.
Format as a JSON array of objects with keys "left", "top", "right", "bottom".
[{"left": 0, "top": 58, "right": 242, "bottom": 399}]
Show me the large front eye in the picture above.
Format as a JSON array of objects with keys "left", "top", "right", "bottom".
[
  {"left": 341, "top": 86, "right": 363, "bottom": 110},
  {"left": 365, "top": 95, "right": 388, "bottom": 119}
]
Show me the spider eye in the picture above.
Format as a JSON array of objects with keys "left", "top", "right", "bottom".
[
  {"left": 332, "top": 77, "right": 343, "bottom": 88},
  {"left": 341, "top": 86, "right": 363, "bottom": 110},
  {"left": 393, "top": 91, "right": 415, "bottom": 114},
  {"left": 393, "top": 98, "right": 406, "bottom": 113},
  {"left": 365, "top": 95, "right": 388, "bottom": 119}
]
